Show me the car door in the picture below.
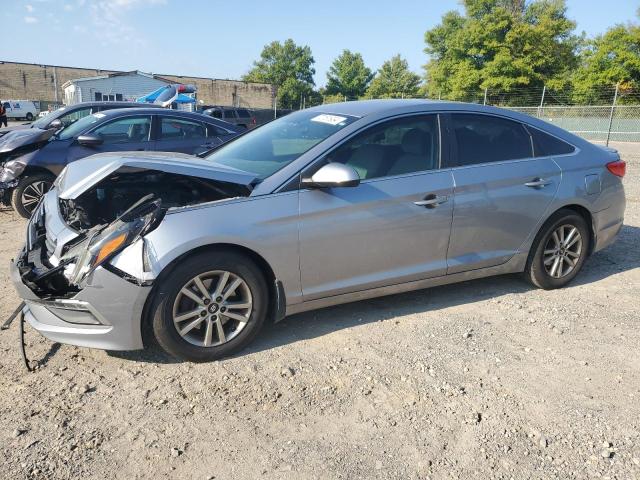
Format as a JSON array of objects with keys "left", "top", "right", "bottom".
[
  {"left": 298, "top": 114, "right": 454, "bottom": 300},
  {"left": 155, "top": 115, "right": 209, "bottom": 154},
  {"left": 66, "top": 114, "right": 154, "bottom": 163},
  {"left": 445, "top": 112, "right": 562, "bottom": 274}
]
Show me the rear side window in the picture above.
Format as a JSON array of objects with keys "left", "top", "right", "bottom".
[
  {"left": 223, "top": 108, "right": 237, "bottom": 119},
  {"left": 159, "top": 117, "right": 206, "bottom": 140},
  {"left": 529, "top": 127, "right": 575, "bottom": 157},
  {"left": 207, "top": 124, "right": 231, "bottom": 137},
  {"left": 452, "top": 114, "right": 533, "bottom": 166},
  {"left": 236, "top": 109, "right": 251, "bottom": 118}
]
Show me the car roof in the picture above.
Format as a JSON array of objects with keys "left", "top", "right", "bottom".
[
  {"left": 95, "top": 107, "right": 209, "bottom": 117},
  {"left": 69, "top": 101, "right": 162, "bottom": 108}
]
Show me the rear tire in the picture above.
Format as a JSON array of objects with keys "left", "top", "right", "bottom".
[
  {"left": 26, "top": 112, "right": 34, "bottom": 121},
  {"left": 11, "top": 173, "right": 54, "bottom": 218},
  {"left": 151, "top": 251, "right": 268, "bottom": 362},
  {"left": 525, "top": 209, "right": 590, "bottom": 290}
]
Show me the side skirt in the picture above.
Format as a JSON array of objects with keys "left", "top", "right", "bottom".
[{"left": 285, "top": 252, "right": 528, "bottom": 316}]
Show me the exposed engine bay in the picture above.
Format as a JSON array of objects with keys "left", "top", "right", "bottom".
[
  {"left": 16, "top": 167, "right": 253, "bottom": 298},
  {"left": 59, "top": 168, "right": 252, "bottom": 230}
]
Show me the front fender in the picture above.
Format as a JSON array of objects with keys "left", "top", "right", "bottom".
[{"left": 134, "top": 192, "right": 303, "bottom": 305}]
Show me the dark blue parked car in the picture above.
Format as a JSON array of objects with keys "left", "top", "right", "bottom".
[{"left": 0, "top": 108, "right": 241, "bottom": 217}]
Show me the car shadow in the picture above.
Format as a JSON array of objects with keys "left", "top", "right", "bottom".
[{"left": 110, "top": 224, "right": 640, "bottom": 364}]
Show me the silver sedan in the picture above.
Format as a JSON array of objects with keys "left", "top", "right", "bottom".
[{"left": 11, "top": 100, "right": 626, "bottom": 362}]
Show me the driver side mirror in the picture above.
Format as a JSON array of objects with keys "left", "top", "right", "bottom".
[
  {"left": 48, "top": 119, "right": 63, "bottom": 130},
  {"left": 77, "top": 134, "right": 103, "bottom": 147},
  {"left": 301, "top": 163, "right": 360, "bottom": 189}
]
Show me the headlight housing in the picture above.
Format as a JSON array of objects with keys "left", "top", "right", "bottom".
[
  {"left": 0, "top": 159, "right": 27, "bottom": 182},
  {"left": 62, "top": 195, "right": 164, "bottom": 285}
]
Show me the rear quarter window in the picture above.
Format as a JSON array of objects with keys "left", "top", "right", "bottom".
[
  {"left": 236, "top": 109, "right": 251, "bottom": 118},
  {"left": 529, "top": 127, "right": 575, "bottom": 157}
]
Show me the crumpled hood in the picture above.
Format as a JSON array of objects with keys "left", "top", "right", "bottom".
[
  {"left": 0, "top": 123, "right": 31, "bottom": 137},
  {"left": 57, "top": 151, "right": 259, "bottom": 200},
  {"left": 0, "top": 127, "right": 54, "bottom": 154}
]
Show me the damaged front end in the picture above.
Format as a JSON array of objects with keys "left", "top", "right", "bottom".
[
  {"left": 17, "top": 194, "right": 165, "bottom": 298},
  {"left": 10, "top": 154, "right": 257, "bottom": 351},
  {"left": 17, "top": 163, "right": 254, "bottom": 298}
]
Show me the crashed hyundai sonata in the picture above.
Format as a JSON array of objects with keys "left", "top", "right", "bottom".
[{"left": 10, "top": 100, "right": 626, "bottom": 362}]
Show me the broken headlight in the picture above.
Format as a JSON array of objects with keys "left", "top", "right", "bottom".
[
  {"left": 0, "top": 159, "right": 27, "bottom": 182},
  {"left": 62, "top": 195, "right": 164, "bottom": 285}
]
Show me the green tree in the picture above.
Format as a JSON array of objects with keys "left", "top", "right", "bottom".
[
  {"left": 243, "top": 39, "right": 315, "bottom": 108},
  {"left": 572, "top": 23, "right": 640, "bottom": 104},
  {"left": 423, "top": 0, "right": 580, "bottom": 104},
  {"left": 326, "top": 50, "right": 374, "bottom": 99},
  {"left": 365, "top": 55, "right": 422, "bottom": 99}
]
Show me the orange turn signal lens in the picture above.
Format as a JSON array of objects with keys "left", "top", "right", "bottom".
[{"left": 95, "top": 233, "right": 127, "bottom": 265}]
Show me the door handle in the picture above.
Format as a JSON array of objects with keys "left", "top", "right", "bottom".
[
  {"left": 414, "top": 194, "right": 449, "bottom": 208},
  {"left": 525, "top": 178, "right": 552, "bottom": 188}
]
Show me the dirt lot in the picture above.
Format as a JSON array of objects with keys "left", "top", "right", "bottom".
[{"left": 0, "top": 142, "right": 638, "bottom": 479}]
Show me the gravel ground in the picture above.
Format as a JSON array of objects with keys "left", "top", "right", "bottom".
[{"left": 0, "top": 142, "right": 638, "bottom": 479}]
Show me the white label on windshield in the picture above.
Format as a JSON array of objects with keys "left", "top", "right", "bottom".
[
  {"left": 93, "top": 113, "right": 106, "bottom": 118},
  {"left": 311, "top": 114, "right": 347, "bottom": 126}
]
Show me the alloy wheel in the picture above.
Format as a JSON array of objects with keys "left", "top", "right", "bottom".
[
  {"left": 21, "top": 180, "right": 51, "bottom": 214},
  {"left": 543, "top": 224, "right": 583, "bottom": 279},
  {"left": 172, "top": 270, "right": 253, "bottom": 347}
]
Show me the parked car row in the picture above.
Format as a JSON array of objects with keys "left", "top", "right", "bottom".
[
  {"left": 0, "top": 102, "right": 242, "bottom": 217},
  {"left": 9, "top": 99, "right": 626, "bottom": 363}
]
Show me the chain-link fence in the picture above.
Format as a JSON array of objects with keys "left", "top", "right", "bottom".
[
  {"left": 504, "top": 106, "right": 640, "bottom": 143},
  {"left": 244, "top": 85, "right": 640, "bottom": 145}
]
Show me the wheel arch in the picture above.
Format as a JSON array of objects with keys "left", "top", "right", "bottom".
[
  {"left": 140, "top": 242, "right": 284, "bottom": 347},
  {"left": 528, "top": 203, "right": 596, "bottom": 267},
  {"left": 22, "top": 165, "right": 57, "bottom": 179}
]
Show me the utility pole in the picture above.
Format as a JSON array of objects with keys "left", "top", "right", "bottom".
[
  {"left": 483, "top": 88, "right": 488, "bottom": 105},
  {"left": 606, "top": 83, "right": 620, "bottom": 147},
  {"left": 538, "top": 86, "right": 546, "bottom": 117}
]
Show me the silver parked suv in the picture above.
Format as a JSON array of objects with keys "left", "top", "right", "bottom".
[{"left": 11, "top": 100, "right": 626, "bottom": 362}]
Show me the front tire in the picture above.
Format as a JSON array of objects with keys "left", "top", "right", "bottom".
[
  {"left": 11, "top": 173, "right": 54, "bottom": 218},
  {"left": 151, "top": 251, "right": 268, "bottom": 362},
  {"left": 526, "top": 209, "right": 590, "bottom": 289},
  {"left": 26, "top": 112, "right": 34, "bottom": 121}
]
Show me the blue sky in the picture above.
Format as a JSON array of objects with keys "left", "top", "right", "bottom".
[{"left": 1, "top": 0, "right": 637, "bottom": 86}]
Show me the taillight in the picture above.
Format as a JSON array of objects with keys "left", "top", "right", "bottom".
[
  {"left": 251, "top": 117, "right": 256, "bottom": 125},
  {"left": 606, "top": 160, "right": 626, "bottom": 178}
]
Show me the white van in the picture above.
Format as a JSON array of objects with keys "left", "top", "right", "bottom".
[{"left": 2, "top": 100, "right": 39, "bottom": 121}]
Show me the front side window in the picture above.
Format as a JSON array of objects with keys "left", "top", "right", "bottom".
[
  {"left": 452, "top": 114, "right": 533, "bottom": 166},
  {"left": 58, "top": 107, "right": 92, "bottom": 127},
  {"left": 205, "top": 110, "right": 358, "bottom": 179},
  {"left": 159, "top": 117, "right": 206, "bottom": 140},
  {"left": 91, "top": 116, "right": 152, "bottom": 144},
  {"left": 324, "top": 115, "right": 440, "bottom": 180},
  {"left": 529, "top": 127, "right": 575, "bottom": 157}
]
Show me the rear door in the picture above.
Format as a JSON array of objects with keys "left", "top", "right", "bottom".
[
  {"left": 445, "top": 113, "right": 561, "bottom": 273},
  {"left": 66, "top": 114, "right": 154, "bottom": 163},
  {"left": 155, "top": 115, "right": 209, "bottom": 154}
]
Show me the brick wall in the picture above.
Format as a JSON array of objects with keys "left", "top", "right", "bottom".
[{"left": 0, "top": 61, "right": 275, "bottom": 109}]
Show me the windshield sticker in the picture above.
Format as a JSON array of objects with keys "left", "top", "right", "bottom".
[{"left": 311, "top": 114, "right": 348, "bottom": 126}]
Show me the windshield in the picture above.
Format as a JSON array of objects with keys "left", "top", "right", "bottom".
[
  {"left": 32, "top": 107, "right": 66, "bottom": 129},
  {"left": 57, "top": 113, "right": 105, "bottom": 140},
  {"left": 205, "top": 110, "right": 358, "bottom": 179}
]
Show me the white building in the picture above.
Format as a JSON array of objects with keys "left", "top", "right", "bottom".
[{"left": 61, "top": 71, "right": 174, "bottom": 104}]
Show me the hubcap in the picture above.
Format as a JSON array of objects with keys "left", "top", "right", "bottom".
[
  {"left": 172, "top": 270, "right": 252, "bottom": 347},
  {"left": 543, "top": 224, "right": 583, "bottom": 279},
  {"left": 21, "top": 181, "right": 51, "bottom": 214}
]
